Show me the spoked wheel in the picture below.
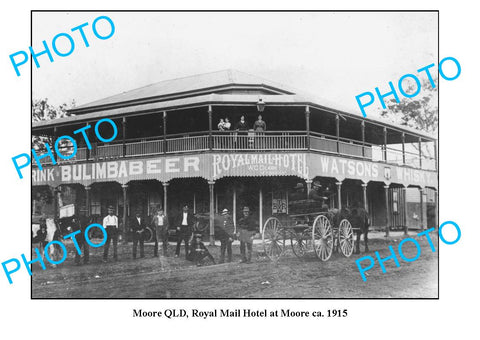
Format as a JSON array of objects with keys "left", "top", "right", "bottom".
[
  {"left": 290, "top": 229, "right": 310, "bottom": 258},
  {"left": 143, "top": 227, "right": 153, "bottom": 242},
  {"left": 338, "top": 219, "right": 354, "bottom": 257},
  {"left": 312, "top": 215, "right": 334, "bottom": 261},
  {"left": 262, "top": 217, "right": 285, "bottom": 261}
]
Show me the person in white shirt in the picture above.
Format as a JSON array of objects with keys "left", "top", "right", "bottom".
[
  {"left": 153, "top": 208, "right": 169, "bottom": 257},
  {"left": 103, "top": 206, "right": 119, "bottom": 262},
  {"left": 175, "top": 204, "right": 194, "bottom": 258},
  {"left": 224, "top": 118, "right": 231, "bottom": 130}
]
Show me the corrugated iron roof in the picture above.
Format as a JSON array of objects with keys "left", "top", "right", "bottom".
[{"left": 72, "top": 69, "right": 295, "bottom": 111}]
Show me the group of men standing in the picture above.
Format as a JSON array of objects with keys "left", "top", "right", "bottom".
[
  {"left": 71, "top": 204, "right": 258, "bottom": 265},
  {"left": 214, "top": 206, "right": 256, "bottom": 263}
]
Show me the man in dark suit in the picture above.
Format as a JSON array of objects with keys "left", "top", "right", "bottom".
[
  {"left": 130, "top": 209, "right": 146, "bottom": 259},
  {"left": 309, "top": 180, "right": 329, "bottom": 211},
  {"left": 71, "top": 215, "right": 89, "bottom": 265},
  {"left": 175, "top": 204, "right": 195, "bottom": 258},
  {"left": 238, "top": 206, "right": 257, "bottom": 263},
  {"left": 217, "top": 208, "right": 235, "bottom": 263}
]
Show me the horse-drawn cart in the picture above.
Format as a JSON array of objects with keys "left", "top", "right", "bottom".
[{"left": 261, "top": 199, "right": 356, "bottom": 261}]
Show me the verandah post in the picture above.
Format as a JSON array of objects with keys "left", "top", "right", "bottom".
[
  {"left": 384, "top": 184, "right": 390, "bottom": 237},
  {"left": 208, "top": 180, "right": 215, "bottom": 245},
  {"left": 208, "top": 105, "right": 213, "bottom": 151},
  {"left": 305, "top": 105, "right": 310, "bottom": 150},
  {"left": 122, "top": 183, "right": 128, "bottom": 242},
  {"left": 163, "top": 111, "right": 167, "bottom": 154}
]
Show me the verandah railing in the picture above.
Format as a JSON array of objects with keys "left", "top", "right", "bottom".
[{"left": 39, "top": 130, "right": 435, "bottom": 171}]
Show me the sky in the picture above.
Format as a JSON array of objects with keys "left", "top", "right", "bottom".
[{"left": 31, "top": 11, "right": 438, "bottom": 118}]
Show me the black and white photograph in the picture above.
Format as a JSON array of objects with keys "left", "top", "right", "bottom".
[
  {"left": 30, "top": 11, "right": 439, "bottom": 298},
  {"left": 1, "top": 1, "right": 479, "bottom": 338}
]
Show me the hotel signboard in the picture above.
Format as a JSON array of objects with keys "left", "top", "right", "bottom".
[{"left": 32, "top": 152, "right": 437, "bottom": 188}]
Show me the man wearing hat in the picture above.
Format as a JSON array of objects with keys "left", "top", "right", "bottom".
[
  {"left": 130, "top": 209, "right": 146, "bottom": 259},
  {"left": 217, "top": 208, "right": 235, "bottom": 263},
  {"left": 237, "top": 206, "right": 257, "bottom": 263},
  {"left": 153, "top": 208, "right": 169, "bottom": 257},
  {"left": 71, "top": 215, "right": 89, "bottom": 265},
  {"left": 103, "top": 206, "right": 119, "bottom": 262},
  {"left": 175, "top": 204, "right": 195, "bottom": 258},
  {"left": 309, "top": 180, "right": 329, "bottom": 211},
  {"left": 187, "top": 231, "right": 215, "bottom": 266}
]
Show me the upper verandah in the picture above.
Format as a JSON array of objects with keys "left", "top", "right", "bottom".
[
  {"left": 32, "top": 69, "right": 435, "bottom": 141},
  {"left": 31, "top": 69, "right": 437, "bottom": 171}
]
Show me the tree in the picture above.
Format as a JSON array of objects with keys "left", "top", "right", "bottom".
[
  {"left": 380, "top": 76, "right": 438, "bottom": 134},
  {"left": 32, "top": 98, "right": 75, "bottom": 122},
  {"left": 32, "top": 98, "right": 76, "bottom": 151},
  {"left": 380, "top": 77, "right": 438, "bottom": 160}
]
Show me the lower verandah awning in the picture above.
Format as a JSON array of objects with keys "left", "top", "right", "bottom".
[{"left": 32, "top": 152, "right": 437, "bottom": 189}]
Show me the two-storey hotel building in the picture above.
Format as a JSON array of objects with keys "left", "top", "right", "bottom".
[{"left": 32, "top": 70, "right": 438, "bottom": 242}]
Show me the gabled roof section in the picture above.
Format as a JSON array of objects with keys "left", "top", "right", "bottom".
[{"left": 71, "top": 69, "right": 295, "bottom": 114}]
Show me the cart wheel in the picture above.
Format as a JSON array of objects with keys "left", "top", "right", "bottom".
[
  {"left": 262, "top": 217, "right": 285, "bottom": 261},
  {"left": 312, "top": 215, "right": 334, "bottom": 261},
  {"left": 290, "top": 229, "right": 310, "bottom": 258},
  {"left": 338, "top": 219, "right": 354, "bottom": 257},
  {"left": 143, "top": 227, "right": 153, "bottom": 242}
]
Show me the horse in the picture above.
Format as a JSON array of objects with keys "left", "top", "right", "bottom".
[
  {"left": 31, "top": 218, "right": 64, "bottom": 264},
  {"left": 326, "top": 205, "right": 370, "bottom": 254},
  {"left": 348, "top": 206, "right": 370, "bottom": 253}
]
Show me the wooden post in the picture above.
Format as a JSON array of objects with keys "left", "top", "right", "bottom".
[
  {"left": 383, "top": 127, "right": 388, "bottom": 162},
  {"left": 305, "top": 105, "right": 310, "bottom": 150},
  {"left": 403, "top": 187, "right": 408, "bottom": 235},
  {"left": 193, "top": 192, "right": 196, "bottom": 214},
  {"left": 85, "top": 122, "right": 91, "bottom": 160},
  {"left": 86, "top": 122, "right": 96, "bottom": 160},
  {"left": 208, "top": 181, "right": 215, "bottom": 245},
  {"left": 336, "top": 181, "right": 342, "bottom": 210},
  {"left": 361, "top": 120, "right": 365, "bottom": 157},
  {"left": 122, "top": 117, "right": 126, "bottom": 157},
  {"left": 122, "top": 184, "right": 128, "bottom": 241},
  {"left": 233, "top": 185, "right": 237, "bottom": 232},
  {"left": 402, "top": 133, "right": 406, "bottom": 165},
  {"left": 419, "top": 137, "right": 422, "bottom": 169},
  {"left": 306, "top": 179, "right": 313, "bottom": 198},
  {"left": 208, "top": 105, "right": 213, "bottom": 150},
  {"left": 163, "top": 111, "right": 167, "bottom": 154},
  {"left": 335, "top": 114, "right": 340, "bottom": 154},
  {"left": 384, "top": 185, "right": 390, "bottom": 237},
  {"left": 361, "top": 183, "right": 368, "bottom": 211},
  {"left": 259, "top": 186, "right": 263, "bottom": 234},
  {"left": 163, "top": 182, "right": 169, "bottom": 214},
  {"left": 85, "top": 185, "right": 91, "bottom": 217},
  {"left": 419, "top": 187, "right": 425, "bottom": 231},
  {"left": 53, "top": 127, "right": 58, "bottom": 162}
]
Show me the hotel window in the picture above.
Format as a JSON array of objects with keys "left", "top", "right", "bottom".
[{"left": 91, "top": 198, "right": 101, "bottom": 215}]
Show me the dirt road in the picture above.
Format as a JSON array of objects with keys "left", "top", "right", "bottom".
[{"left": 32, "top": 232, "right": 438, "bottom": 298}]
